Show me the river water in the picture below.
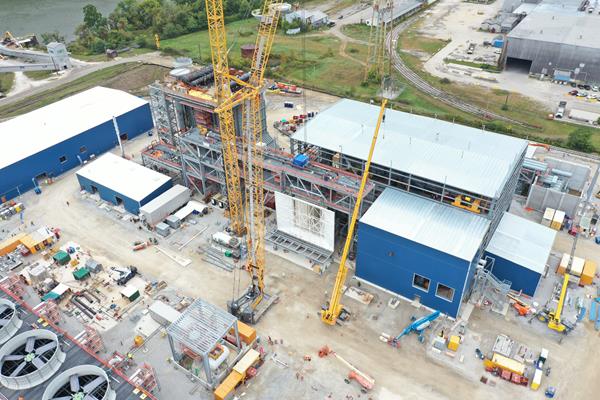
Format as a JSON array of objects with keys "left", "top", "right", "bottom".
[{"left": 0, "top": 0, "right": 121, "bottom": 41}]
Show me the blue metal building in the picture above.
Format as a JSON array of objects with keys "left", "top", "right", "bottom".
[
  {"left": 0, "top": 86, "right": 153, "bottom": 201},
  {"left": 485, "top": 212, "right": 556, "bottom": 296},
  {"left": 76, "top": 153, "right": 172, "bottom": 214},
  {"left": 357, "top": 188, "right": 491, "bottom": 318}
]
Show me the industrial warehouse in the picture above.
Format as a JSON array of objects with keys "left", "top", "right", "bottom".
[
  {"left": 0, "top": 0, "right": 600, "bottom": 400},
  {"left": 0, "top": 87, "right": 154, "bottom": 200},
  {"left": 506, "top": 0, "right": 600, "bottom": 83}
]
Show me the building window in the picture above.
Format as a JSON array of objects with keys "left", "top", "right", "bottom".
[
  {"left": 59, "top": 155, "right": 67, "bottom": 164},
  {"left": 436, "top": 283, "right": 455, "bottom": 302},
  {"left": 412, "top": 274, "right": 430, "bottom": 292},
  {"left": 80, "top": 146, "right": 87, "bottom": 153}
]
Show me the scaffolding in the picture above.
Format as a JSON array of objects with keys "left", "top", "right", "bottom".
[
  {"left": 32, "top": 300, "right": 60, "bottom": 325},
  {"left": 0, "top": 274, "right": 25, "bottom": 299},
  {"left": 72, "top": 325, "right": 104, "bottom": 353},
  {"left": 130, "top": 363, "right": 161, "bottom": 393},
  {"left": 167, "top": 298, "right": 248, "bottom": 389}
]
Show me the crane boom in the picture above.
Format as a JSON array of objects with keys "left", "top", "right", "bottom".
[
  {"left": 205, "top": 0, "right": 245, "bottom": 235},
  {"left": 321, "top": 99, "right": 388, "bottom": 325},
  {"left": 243, "top": 0, "right": 282, "bottom": 306},
  {"left": 224, "top": 0, "right": 282, "bottom": 323}
]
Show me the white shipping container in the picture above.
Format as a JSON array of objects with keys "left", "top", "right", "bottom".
[
  {"left": 149, "top": 300, "right": 181, "bottom": 326},
  {"left": 212, "top": 231, "right": 240, "bottom": 248},
  {"left": 139, "top": 184, "right": 191, "bottom": 225}
]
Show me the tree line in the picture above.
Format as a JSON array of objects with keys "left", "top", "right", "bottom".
[{"left": 69, "top": 0, "right": 261, "bottom": 54}]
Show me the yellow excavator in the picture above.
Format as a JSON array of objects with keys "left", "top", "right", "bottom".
[{"left": 321, "top": 98, "right": 388, "bottom": 325}]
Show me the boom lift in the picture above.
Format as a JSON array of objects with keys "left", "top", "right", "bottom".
[
  {"left": 539, "top": 160, "right": 599, "bottom": 334},
  {"left": 321, "top": 99, "right": 388, "bottom": 325},
  {"left": 544, "top": 273, "right": 571, "bottom": 333},
  {"left": 204, "top": 0, "right": 283, "bottom": 323}
]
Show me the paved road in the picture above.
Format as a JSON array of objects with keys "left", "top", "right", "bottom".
[
  {"left": 0, "top": 52, "right": 172, "bottom": 107},
  {"left": 386, "top": 16, "right": 538, "bottom": 129}
]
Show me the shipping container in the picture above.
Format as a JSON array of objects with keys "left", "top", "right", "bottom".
[
  {"left": 139, "top": 184, "right": 191, "bottom": 225},
  {"left": 580, "top": 260, "right": 597, "bottom": 286}
]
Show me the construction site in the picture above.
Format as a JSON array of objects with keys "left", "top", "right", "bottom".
[{"left": 1, "top": 1, "right": 600, "bottom": 400}]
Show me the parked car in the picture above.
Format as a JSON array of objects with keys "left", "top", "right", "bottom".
[
  {"left": 593, "top": 86, "right": 599, "bottom": 92},
  {"left": 584, "top": 84, "right": 592, "bottom": 90},
  {"left": 577, "top": 91, "right": 588, "bottom": 97},
  {"left": 570, "top": 82, "right": 577, "bottom": 88},
  {"left": 569, "top": 90, "right": 578, "bottom": 96}
]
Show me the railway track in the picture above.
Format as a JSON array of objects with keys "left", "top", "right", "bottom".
[{"left": 386, "top": 16, "right": 539, "bottom": 130}]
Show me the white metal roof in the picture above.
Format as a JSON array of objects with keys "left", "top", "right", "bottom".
[
  {"left": 486, "top": 212, "right": 557, "bottom": 274},
  {"left": 76, "top": 153, "right": 171, "bottom": 202},
  {"left": 0, "top": 86, "right": 148, "bottom": 170},
  {"left": 508, "top": 0, "right": 600, "bottom": 50},
  {"left": 292, "top": 99, "right": 527, "bottom": 198},
  {"left": 360, "top": 188, "right": 490, "bottom": 261}
]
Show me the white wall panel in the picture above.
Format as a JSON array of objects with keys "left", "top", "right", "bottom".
[{"left": 275, "top": 192, "right": 335, "bottom": 251}]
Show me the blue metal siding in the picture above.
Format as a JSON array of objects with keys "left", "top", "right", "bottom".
[
  {"left": 0, "top": 104, "right": 153, "bottom": 201},
  {"left": 77, "top": 175, "right": 141, "bottom": 214},
  {"left": 484, "top": 251, "right": 541, "bottom": 296},
  {"left": 357, "top": 222, "right": 469, "bottom": 318},
  {"left": 139, "top": 180, "right": 173, "bottom": 207}
]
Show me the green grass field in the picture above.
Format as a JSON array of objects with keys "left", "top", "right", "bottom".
[
  {"left": 0, "top": 63, "right": 167, "bottom": 119},
  {"left": 24, "top": 70, "right": 55, "bottom": 80},
  {"left": 71, "top": 47, "right": 154, "bottom": 62},
  {"left": 341, "top": 24, "right": 371, "bottom": 42},
  {"left": 161, "top": 19, "right": 379, "bottom": 99},
  {"left": 0, "top": 73, "right": 15, "bottom": 94}
]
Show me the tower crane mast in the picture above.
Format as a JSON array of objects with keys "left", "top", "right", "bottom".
[
  {"left": 205, "top": 0, "right": 283, "bottom": 323},
  {"left": 205, "top": 0, "right": 244, "bottom": 235}
]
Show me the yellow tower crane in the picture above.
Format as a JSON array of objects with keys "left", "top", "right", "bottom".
[
  {"left": 204, "top": 0, "right": 283, "bottom": 323},
  {"left": 321, "top": 98, "right": 388, "bottom": 325},
  {"left": 205, "top": 0, "right": 245, "bottom": 236}
]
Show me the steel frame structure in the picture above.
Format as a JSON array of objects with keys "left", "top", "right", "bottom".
[
  {"left": 143, "top": 82, "right": 375, "bottom": 232},
  {"left": 166, "top": 298, "right": 247, "bottom": 389}
]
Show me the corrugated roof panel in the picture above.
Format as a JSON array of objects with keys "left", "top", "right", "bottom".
[
  {"left": 292, "top": 99, "right": 527, "bottom": 198},
  {"left": 486, "top": 212, "right": 557, "bottom": 274},
  {"left": 0, "top": 86, "right": 148, "bottom": 170},
  {"left": 360, "top": 188, "right": 490, "bottom": 261},
  {"left": 76, "top": 153, "right": 171, "bottom": 202}
]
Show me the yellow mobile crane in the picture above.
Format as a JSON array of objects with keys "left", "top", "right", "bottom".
[
  {"left": 321, "top": 99, "right": 388, "bottom": 325},
  {"left": 205, "top": 0, "right": 283, "bottom": 323}
]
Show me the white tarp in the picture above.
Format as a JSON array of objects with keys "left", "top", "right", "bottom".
[
  {"left": 174, "top": 200, "right": 208, "bottom": 220},
  {"left": 275, "top": 192, "right": 335, "bottom": 251}
]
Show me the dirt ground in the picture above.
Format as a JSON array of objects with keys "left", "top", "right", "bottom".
[
  {"left": 1, "top": 130, "right": 599, "bottom": 400},
  {"left": 415, "top": 0, "right": 600, "bottom": 117}
]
